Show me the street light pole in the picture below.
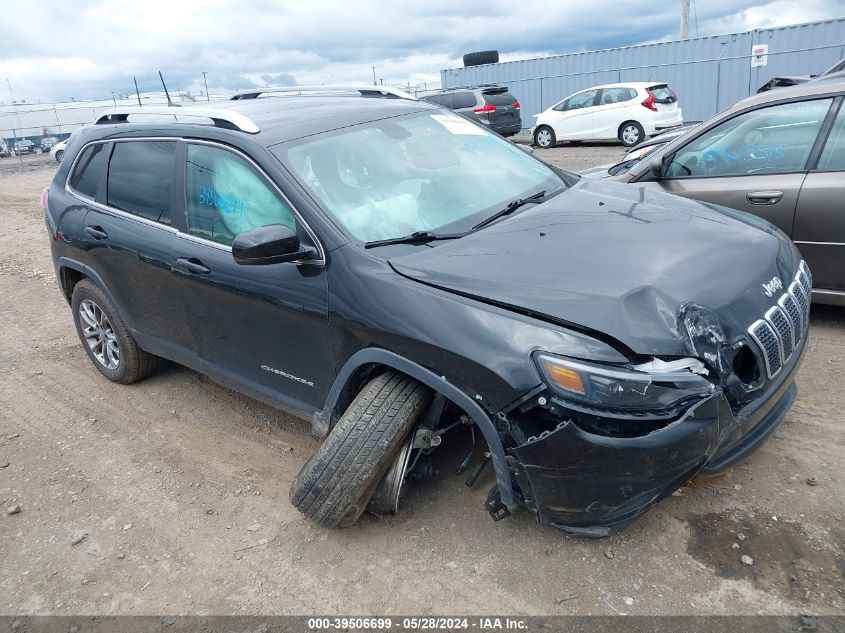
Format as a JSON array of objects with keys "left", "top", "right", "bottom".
[
  {"left": 202, "top": 71, "right": 210, "bottom": 101},
  {"left": 6, "top": 78, "right": 23, "bottom": 136}
]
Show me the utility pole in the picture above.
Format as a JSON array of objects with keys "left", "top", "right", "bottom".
[
  {"left": 680, "top": 0, "right": 690, "bottom": 39},
  {"left": 6, "top": 78, "right": 23, "bottom": 141},
  {"left": 111, "top": 91, "right": 117, "bottom": 106},
  {"left": 371, "top": 66, "right": 378, "bottom": 86},
  {"left": 134, "top": 76, "right": 142, "bottom": 106},
  {"left": 202, "top": 71, "right": 210, "bottom": 101},
  {"left": 11, "top": 126, "right": 23, "bottom": 168}
]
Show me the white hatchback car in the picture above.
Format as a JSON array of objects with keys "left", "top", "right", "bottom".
[{"left": 531, "top": 82, "right": 683, "bottom": 148}]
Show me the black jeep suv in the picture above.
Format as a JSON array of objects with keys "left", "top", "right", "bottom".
[{"left": 44, "top": 86, "right": 809, "bottom": 536}]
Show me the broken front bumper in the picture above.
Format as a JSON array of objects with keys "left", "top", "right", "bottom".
[{"left": 508, "top": 340, "right": 804, "bottom": 537}]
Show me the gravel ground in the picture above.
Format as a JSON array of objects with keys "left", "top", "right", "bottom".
[{"left": 0, "top": 150, "right": 843, "bottom": 616}]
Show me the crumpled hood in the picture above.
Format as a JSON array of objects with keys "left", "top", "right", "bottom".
[{"left": 390, "top": 178, "right": 798, "bottom": 356}]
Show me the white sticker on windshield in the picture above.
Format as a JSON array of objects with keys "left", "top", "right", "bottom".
[{"left": 430, "top": 114, "right": 487, "bottom": 136}]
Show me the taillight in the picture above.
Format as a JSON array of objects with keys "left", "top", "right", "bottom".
[
  {"left": 473, "top": 104, "right": 497, "bottom": 114},
  {"left": 641, "top": 91, "right": 657, "bottom": 112},
  {"left": 513, "top": 101, "right": 521, "bottom": 109},
  {"left": 40, "top": 188, "right": 48, "bottom": 212}
]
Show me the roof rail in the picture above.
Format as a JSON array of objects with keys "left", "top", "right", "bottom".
[
  {"left": 230, "top": 84, "right": 416, "bottom": 101},
  {"left": 434, "top": 84, "right": 506, "bottom": 92},
  {"left": 94, "top": 107, "right": 261, "bottom": 134}
]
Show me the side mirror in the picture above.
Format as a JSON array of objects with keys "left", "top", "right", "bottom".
[
  {"left": 516, "top": 143, "right": 534, "bottom": 155},
  {"left": 649, "top": 154, "right": 664, "bottom": 179},
  {"left": 232, "top": 224, "right": 314, "bottom": 265}
]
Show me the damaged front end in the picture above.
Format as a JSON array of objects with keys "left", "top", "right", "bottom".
[{"left": 495, "top": 296, "right": 808, "bottom": 537}]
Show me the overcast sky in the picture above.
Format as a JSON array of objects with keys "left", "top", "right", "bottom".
[{"left": 0, "top": 0, "right": 842, "bottom": 103}]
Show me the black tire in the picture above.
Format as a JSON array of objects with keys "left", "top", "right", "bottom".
[
  {"left": 71, "top": 279, "right": 163, "bottom": 384},
  {"left": 55, "top": 149, "right": 64, "bottom": 162},
  {"left": 619, "top": 121, "right": 645, "bottom": 147},
  {"left": 290, "top": 371, "right": 432, "bottom": 528},
  {"left": 533, "top": 125, "right": 556, "bottom": 149},
  {"left": 463, "top": 50, "right": 499, "bottom": 67}
]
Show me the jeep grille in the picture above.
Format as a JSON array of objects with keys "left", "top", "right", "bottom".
[{"left": 748, "top": 261, "right": 812, "bottom": 379}]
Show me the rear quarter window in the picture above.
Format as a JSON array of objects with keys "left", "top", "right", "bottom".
[
  {"left": 424, "top": 94, "right": 453, "bottom": 108},
  {"left": 452, "top": 92, "right": 477, "bottom": 109},
  {"left": 69, "top": 143, "right": 107, "bottom": 199}
]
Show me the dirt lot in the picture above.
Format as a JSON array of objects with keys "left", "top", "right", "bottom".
[{"left": 0, "top": 148, "right": 843, "bottom": 616}]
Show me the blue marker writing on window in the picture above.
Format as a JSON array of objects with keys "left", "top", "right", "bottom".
[{"left": 199, "top": 186, "right": 246, "bottom": 217}]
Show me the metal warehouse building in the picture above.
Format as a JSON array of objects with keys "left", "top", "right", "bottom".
[{"left": 441, "top": 17, "right": 845, "bottom": 129}]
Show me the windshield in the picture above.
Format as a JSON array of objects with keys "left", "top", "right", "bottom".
[{"left": 277, "top": 111, "right": 564, "bottom": 243}]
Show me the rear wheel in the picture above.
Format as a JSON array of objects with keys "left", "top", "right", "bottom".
[
  {"left": 55, "top": 149, "right": 64, "bottom": 162},
  {"left": 533, "top": 126, "right": 556, "bottom": 149},
  {"left": 619, "top": 121, "right": 645, "bottom": 147},
  {"left": 71, "top": 279, "right": 163, "bottom": 384},
  {"left": 290, "top": 371, "right": 432, "bottom": 527}
]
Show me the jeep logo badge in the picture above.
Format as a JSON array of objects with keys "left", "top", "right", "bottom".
[{"left": 762, "top": 276, "right": 783, "bottom": 297}]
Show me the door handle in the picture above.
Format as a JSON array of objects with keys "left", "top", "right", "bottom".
[
  {"left": 175, "top": 257, "right": 211, "bottom": 275},
  {"left": 746, "top": 191, "right": 783, "bottom": 205},
  {"left": 84, "top": 225, "right": 108, "bottom": 240}
]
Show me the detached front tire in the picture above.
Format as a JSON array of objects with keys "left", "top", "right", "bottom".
[{"left": 290, "top": 371, "right": 431, "bottom": 528}]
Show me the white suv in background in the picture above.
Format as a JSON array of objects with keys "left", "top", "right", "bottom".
[
  {"left": 49, "top": 138, "right": 70, "bottom": 163},
  {"left": 531, "top": 82, "right": 683, "bottom": 148}
]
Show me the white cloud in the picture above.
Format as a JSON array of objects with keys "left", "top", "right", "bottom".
[{"left": 0, "top": 0, "right": 841, "bottom": 103}]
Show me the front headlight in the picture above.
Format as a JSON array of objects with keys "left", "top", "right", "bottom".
[{"left": 535, "top": 354, "right": 714, "bottom": 413}]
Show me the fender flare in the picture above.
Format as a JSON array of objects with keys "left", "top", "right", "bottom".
[
  {"left": 55, "top": 257, "right": 130, "bottom": 324},
  {"left": 314, "top": 348, "right": 516, "bottom": 510}
]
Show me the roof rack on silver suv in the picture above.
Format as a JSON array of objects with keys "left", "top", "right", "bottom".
[
  {"left": 95, "top": 107, "right": 261, "bottom": 134},
  {"left": 230, "top": 84, "right": 416, "bottom": 101}
]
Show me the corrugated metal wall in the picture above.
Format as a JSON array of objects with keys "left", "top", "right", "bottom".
[{"left": 441, "top": 18, "right": 845, "bottom": 130}]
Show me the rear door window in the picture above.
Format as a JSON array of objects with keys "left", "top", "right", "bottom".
[
  {"left": 816, "top": 103, "right": 845, "bottom": 171},
  {"left": 599, "top": 88, "right": 637, "bottom": 105},
  {"left": 107, "top": 141, "right": 177, "bottom": 224},
  {"left": 185, "top": 143, "right": 296, "bottom": 246},
  {"left": 665, "top": 99, "right": 833, "bottom": 178},
  {"left": 69, "top": 143, "right": 107, "bottom": 198}
]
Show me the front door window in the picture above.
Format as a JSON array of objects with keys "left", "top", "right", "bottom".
[{"left": 665, "top": 99, "right": 833, "bottom": 178}]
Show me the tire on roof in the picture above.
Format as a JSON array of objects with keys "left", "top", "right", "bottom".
[{"left": 463, "top": 51, "right": 499, "bottom": 67}]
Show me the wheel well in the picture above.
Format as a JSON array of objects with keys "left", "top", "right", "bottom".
[
  {"left": 315, "top": 348, "right": 517, "bottom": 508},
  {"left": 330, "top": 362, "right": 388, "bottom": 425},
  {"left": 59, "top": 267, "right": 86, "bottom": 303},
  {"left": 327, "top": 362, "right": 463, "bottom": 436}
]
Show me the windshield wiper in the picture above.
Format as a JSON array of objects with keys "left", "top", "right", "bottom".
[
  {"left": 364, "top": 230, "right": 467, "bottom": 249},
  {"left": 471, "top": 190, "right": 547, "bottom": 231}
]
